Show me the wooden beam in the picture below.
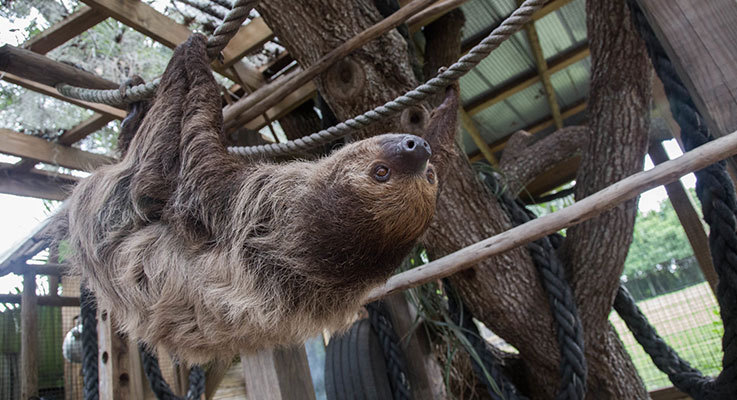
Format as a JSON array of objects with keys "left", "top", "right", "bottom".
[
  {"left": 465, "top": 43, "right": 589, "bottom": 115},
  {"left": 241, "top": 81, "right": 317, "bottom": 130},
  {"left": 0, "top": 294, "right": 80, "bottom": 306},
  {"left": 223, "top": 0, "right": 436, "bottom": 124},
  {"left": 0, "top": 44, "right": 118, "bottom": 90},
  {"left": 635, "top": 0, "right": 737, "bottom": 137},
  {"left": 98, "top": 309, "right": 131, "bottom": 399},
  {"left": 2, "top": 73, "right": 126, "bottom": 119},
  {"left": 22, "top": 6, "right": 107, "bottom": 55},
  {"left": 241, "top": 345, "right": 316, "bottom": 400},
  {"left": 520, "top": 0, "right": 563, "bottom": 129},
  {"left": 11, "top": 263, "right": 66, "bottom": 277},
  {"left": 21, "top": 271, "right": 39, "bottom": 400},
  {"left": 461, "top": 0, "right": 575, "bottom": 52},
  {"left": 0, "top": 128, "right": 115, "bottom": 171},
  {"left": 0, "top": 166, "right": 77, "bottom": 201},
  {"left": 218, "top": 18, "right": 274, "bottom": 69},
  {"left": 468, "top": 100, "right": 587, "bottom": 162},
  {"left": 648, "top": 141, "right": 718, "bottom": 294},
  {"left": 365, "top": 127, "right": 737, "bottom": 302},
  {"left": 407, "top": 0, "right": 468, "bottom": 32},
  {"left": 460, "top": 108, "right": 497, "bottom": 165},
  {"left": 81, "top": 0, "right": 262, "bottom": 83},
  {"left": 59, "top": 113, "right": 115, "bottom": 144}
]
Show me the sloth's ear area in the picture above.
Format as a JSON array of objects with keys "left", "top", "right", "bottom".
[{"left": 423, "top": 83, "right": 460, "bottom": 173}]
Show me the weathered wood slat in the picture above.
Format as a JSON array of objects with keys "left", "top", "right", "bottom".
[
  {"left": 0, "top": 44, "right": 117, "bottom": 89},
  {"left": 0, "top": 167, "right": 77, "bottom": 201},
  {"left": 21, "top": 272, "right": 38, "bottom": 399},
  {"left": 636, "top": 0, "right": 737, "bottom": 136},
  {"left": 59, "top": 113, "right": 115, "bottom": 144},
  {"left": 23, "top": 6, "right": 107, "bottom": 55},
  {"left": 0, "top": 294, "right": 80, "bottom": 306},
  {"left": 0, "top": 128, "right": 115, "bottom": 171},
  {"left": 2, "top": 73, "right": 126, "bottom": 119},
  {"left": 460, "top": 108, "right": 498, "bottom": 165},
  {"left": 241, "top": 345, "right": 316, "bottom": 400}
]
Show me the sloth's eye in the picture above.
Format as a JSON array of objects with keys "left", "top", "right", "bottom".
[{"left": 373, "top": 165, "right": 390, "bottom": 182}]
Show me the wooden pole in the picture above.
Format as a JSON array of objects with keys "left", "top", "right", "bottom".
[
  {"left": 98, "top": 308, "right": 136, "bottom": 399},
  {"left": 460, "top": 108, "right": 497, "bottom": 166},
  {"left": 21, "top": 271, "right": 38, "bottom": 400},
  {"left": 366, "top": 128, "right": 737, "bottom": 302},
  {"left": 222, "top": 0, "right": 436, "bottom": 123},
  {"left": 648, "top": 141, "right": 719, "bottom": 293}
]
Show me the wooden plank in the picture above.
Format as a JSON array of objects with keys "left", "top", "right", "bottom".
[
  {"left": 468, "top": 100, "right": 587, "bottom": 162},
  {"left": 636, "top": 0, "right": 737, "bottom": 136},
  {"left": 466, "top": 44, "right": 589, "bottom": 115},
  {"left": 650, "top": 385, "right": 691, "bottom": 400},
  {"left": 0, "top": 44, "right": 118, "bottom": 89},
  {"left": 81, "top": 0, "right": 262, "bottom": 83},
  {"left": 520, "top": 1, "right": 563, "bottom": 129},
  {"left": 3, "top": 73, "right": 126, "bottom": 119},
  {"left": 460, "top": 108, "right": 498, "bottom": 165},
  {"left": 219, "top": 18, "right": 273, "bottom": 69},
  {"left": 59, "top": 113, "right": 115, "bottom": 144},
  {"left": 81, "top": 0, "right": 190, "bottom": 48},
  {"left": 242, "top": 81, "right": 317, "bottom": 130},
  {"left": 365, "top": 127, "right": 737, "bottom": 301},
  {"left": 98, "top": 308, "right": 129, "bottom": 399},
  {"left": 0, "top": 294, "right": 80, "bottom": 306},
  {"left": 648, "top": 141, "right": 718, "bottom": 294},
  {"left": 21, "top": 271, "right": 38, "bottom": 400},
  {"left": 461, "top": 0, "right": 575, "bottom": 52},
  {"left": 407, "top": 0, "right": 468, "bottom": 32},
  {"left": 241, "top": 345, "right": 316, "bottom": 400},
  {"left": 0, "top": 128, "right": 115, "bottom": 172},
  {"left": 22, "top": 7, "right": 107, "bottom": 55},
  {"left": 0, "top": 167, "right": 77, "bottom": 200}
]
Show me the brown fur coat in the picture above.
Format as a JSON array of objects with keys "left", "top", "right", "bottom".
[{"left": 55, "top": 34, "right": 459, "bottom": 363}]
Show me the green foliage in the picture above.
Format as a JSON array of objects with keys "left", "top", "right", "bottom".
[{"left": 624, "top": 188, "right": 703, "bottom": 276}]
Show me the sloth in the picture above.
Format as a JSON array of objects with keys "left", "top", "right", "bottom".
[{"left": 55, "top": 34, "right": 459, "bottom": 364}]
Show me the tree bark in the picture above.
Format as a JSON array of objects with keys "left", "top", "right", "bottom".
[{"left": 258, "top": 0, "right": 650, "bottom": 398}]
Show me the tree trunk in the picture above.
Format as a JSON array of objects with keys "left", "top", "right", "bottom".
[{"left": 258, "top": 0, "right": 650, "bottom": 398}]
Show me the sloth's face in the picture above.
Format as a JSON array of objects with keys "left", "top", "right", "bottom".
[{"left": 323, "top": 134, "right": 439, "bottom": 241}]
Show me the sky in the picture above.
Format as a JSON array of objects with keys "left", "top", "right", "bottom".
[{"left": 0, "top": 8, "right": 698, "bottom": 294}]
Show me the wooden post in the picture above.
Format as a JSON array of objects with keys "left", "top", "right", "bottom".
[
  {"left": 98, "top": 308, "right": 136, "bottom": 399},
  {"left": 383, "top": 294, "right": 447, "bottom": 398},
  {"left": 241, "top": 345, "right": 316, "bottom": 400},
  {"left": 21, "top": 272, "right": 38, "bottom": 400},
  {"left": 460, "top": 108, "right": 498, "bottom": 166},
  {"left": 648, "top": 141, "right": 719, "bottom": 293}
]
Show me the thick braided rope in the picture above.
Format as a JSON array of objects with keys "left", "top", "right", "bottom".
[
  {"left": 55, "top": 0, "right": 259, "bottom": 107},
  {"left": 139, "top": 346, "right": 206, "bottom": 400},
  {"left": 80, "top": 287, "right": 99, "bottom": 400},
  {"left": 620, "top": 1, "right": 737, "bottom": 398},
  {"left": 444, "top": 279, "right": 528, "bottom": 400},
  {"left": 481, "top": 171, "right": 587, "bottom": 400},
  {"left": 366, "top": 301, "right": 413, "bottom": 400},
  {"left": 227, "top": 0, "right": 546, "bottom": 158}
]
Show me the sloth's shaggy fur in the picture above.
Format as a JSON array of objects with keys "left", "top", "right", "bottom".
[{"left": 54, "top": 34, "right": 459, "bottom": 363}]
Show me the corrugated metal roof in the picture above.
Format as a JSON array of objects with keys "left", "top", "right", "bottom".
[{"left": 456, "top": 0, "right": 590, "bottom": 156}]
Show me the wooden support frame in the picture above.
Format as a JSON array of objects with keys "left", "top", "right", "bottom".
[
  {"left": 635, "top": 0, "right": 737, "bottom": 137},
  {"left": 98, "top": 308, "right": 144, "bottom": 399},
  {"left": 519, "top": 0, "right": 564, "bottom": 129},
  {"left": 0, "top": 294, "right": 80, "bottom": 306},
  {"left": 460, "top": 108, "right": 498, "bottom": 166},
  {"left": 0, "top": 128, "right": 115, "bottom": 172},
  {"left": 21, "top": 271, "right": 39, "bottom": 400},
  {"left": 241, "top": 345, "right": 316, "bottom": 400},
  {"left": 0, "top": 165, "right": 78, "bottom": 200},
  {"left": 648, "top": 141, "right": 718, "bottom": 293},
  {"left": 366, "top": 128, "right": 737, "bottom": 301},
  {"left": 22, "top": 6, "right": 107, "bottom": 55}
]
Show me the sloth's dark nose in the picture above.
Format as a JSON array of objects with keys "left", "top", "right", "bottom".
[{"left": 386, "top": 134, "right": 432, "bottom": 174}]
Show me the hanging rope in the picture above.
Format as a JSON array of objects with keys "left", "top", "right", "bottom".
[
  {"left": 610, "top": 1, "right": 737, "bottom": 399},
  {"left": 55, "top": 0, "right": 260, "bottom": 107},
  {"left": 366, "top": 301, "right": 414, "bottom": 400},
  {"left": 228, "top": 0, "right": 546, "bottom": 157},
  {"left": 80, "top": 287, "right": 99, "bottom": 400},
  {"left": 479, "top": 170, "right": 587, "bottom": 400},
  {"left": 140, "top": 347, "right": 206, "bottom": 400}
]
